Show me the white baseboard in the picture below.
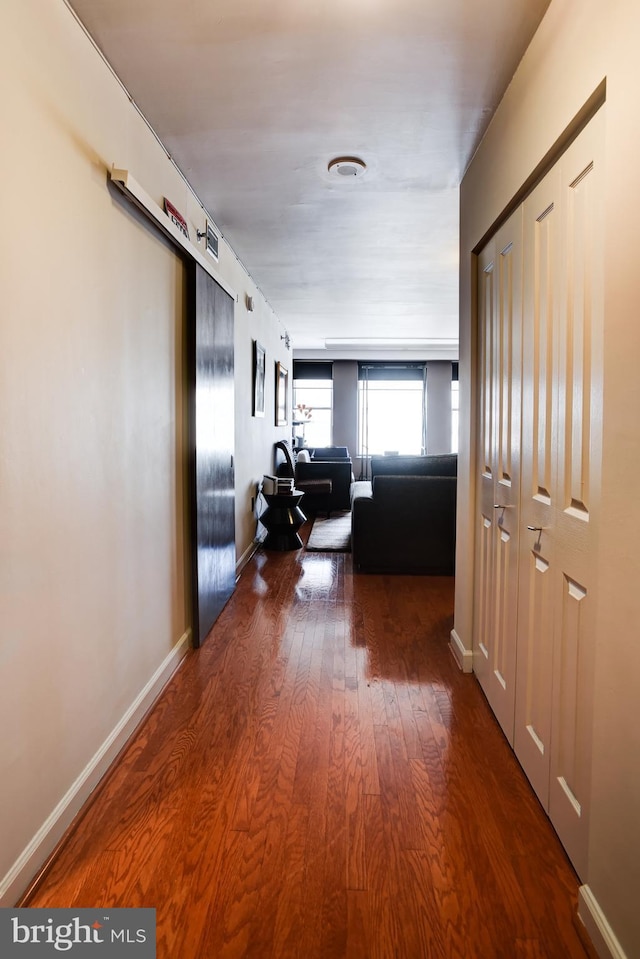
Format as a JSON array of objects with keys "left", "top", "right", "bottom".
[
  {"left": 578, "top": 885, "right": 629, "bottom": 959},
  {"left": 236, "top": 539, "right": 259, "bottom": 577},
  {"left": 0, "top": 628, "right": 192, "bottom": 906},
  {"left": 450, "top": 628, "right": 473, "bottom": 673}
]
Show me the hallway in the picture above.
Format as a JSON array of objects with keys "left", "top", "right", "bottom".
[{"left": 24, "top": 543, "right": 590, "bottom": 958}]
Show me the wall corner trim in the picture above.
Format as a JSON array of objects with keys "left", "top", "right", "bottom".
[
  {"left": 450, "top": 628, "right": 473, "bottom": 673},
  {"left": 0, "top": 629, "right": 191, "bottom": 906},
  {"left": 578, "top": 885, "right": 629, "bottom": 959}
]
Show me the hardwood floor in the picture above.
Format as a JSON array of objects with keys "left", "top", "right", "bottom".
[{"left": 24, "top": 540, "right": 592, "bottom": 958}]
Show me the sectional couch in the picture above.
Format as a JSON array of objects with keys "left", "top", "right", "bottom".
[{"left": 350, "top": 454, "right": 457, "bottom": 574}]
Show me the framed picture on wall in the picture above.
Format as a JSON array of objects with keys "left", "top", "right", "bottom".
[
  {"left": 252, "top": 340, "right": 266, "bottom": 417},
  {"left": 275, "top": 362, "right": 289, "bottom": 426}
]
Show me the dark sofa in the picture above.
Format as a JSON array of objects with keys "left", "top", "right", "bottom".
[{"left": 351, "top": 454, "right": 457, "bottom": 573}]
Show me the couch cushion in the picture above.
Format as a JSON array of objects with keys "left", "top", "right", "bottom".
[
  {"left": 311, "top": 446, "right": 350, "bottom": 460},
  {"left": 370, "top": 453, "right": 457, "bottom": 478}
]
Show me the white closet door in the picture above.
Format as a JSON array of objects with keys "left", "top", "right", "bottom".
[
  {"left": 516, "top": 111, "right": 604, "bottom": 878},
  {"left": 547, "top": 113, "right": 604, "bottom": 877},
  {"left": 473, "top": 210, "right": 523, "bottom": 742},
  {"left": 515, "top": 165, "right": 561, "bottom": 804}
]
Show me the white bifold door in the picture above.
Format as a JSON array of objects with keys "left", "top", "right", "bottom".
[
  {"left": 474, "top": 208, "right": 523, "bottom": 739},
  {"left": 473, "top": 110, "right": 604, "bottom": 878}
]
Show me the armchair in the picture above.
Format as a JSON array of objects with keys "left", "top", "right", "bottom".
[{"left": 275, "top": 441, "right": 353, "bottom": 514}]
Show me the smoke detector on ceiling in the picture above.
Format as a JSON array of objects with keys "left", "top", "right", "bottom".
[{"left": 327, "top": 156, "right": 367, "bottom": 178}]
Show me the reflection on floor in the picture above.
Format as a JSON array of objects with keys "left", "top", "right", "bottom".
[{"left": 24, "top": 545, "right": 590, "bottom": 959}]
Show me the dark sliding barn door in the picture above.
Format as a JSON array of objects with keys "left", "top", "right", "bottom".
[{"left": 188, "top": 263, "right": 236, "bottom": 646}]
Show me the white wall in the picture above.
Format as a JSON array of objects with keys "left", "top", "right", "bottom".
[
  {"left": 0, "top": 0, "right": 287, "bottom": 902},
  {"left": 456, "top": 1, "right": 640, "bottom": 955}
]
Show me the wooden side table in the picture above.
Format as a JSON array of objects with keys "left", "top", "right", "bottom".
[{"left": 261, "top": 490, "right": 307, "bottom": 551}]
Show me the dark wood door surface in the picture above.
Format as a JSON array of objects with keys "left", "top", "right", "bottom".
[{"left": 189, "top": 263, "right": 236, "bottom": 646}]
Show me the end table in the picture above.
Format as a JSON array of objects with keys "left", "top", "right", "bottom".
[{"left": 261, "top": 490, "right": 307, "bottom": 551}]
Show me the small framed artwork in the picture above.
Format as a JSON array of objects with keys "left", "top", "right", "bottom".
[
  {"left": 275, "top": 362, "right": 289, "bottom": 426},
  {"left": 252, "top": 340, "right": 266, "bottom": 417}
]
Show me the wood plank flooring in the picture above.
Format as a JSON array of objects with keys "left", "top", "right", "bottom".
[{"left": 24, "top": 541, "right": 592, "bottom": 958}]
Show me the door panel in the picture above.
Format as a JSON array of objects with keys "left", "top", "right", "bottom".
[
  {"left": 478, "top": 250, "right": 496, "bottom": 481},
  {"left": 515, "top": 165, "right": 561, "bottom": 801},
  {"left": 514, "top": 544, "right": 555, "bottom": 804},
  {"left": 515, "top": 111, "right": 603, "bottom": 878},
  {"left": 475, "top": 110, "right": 603, "bottom": 880},
  {"left": 190, "top": 264, "right": 236, "bottom": 647},
  {"left": 476, "top": 515, "right": 494, "bottom": 667},
  {"left": 558, "top": 154, "right": 597, "bottom": 518},
  {"left": 473, "top": 210, "right": 523, "bottom": 742},
  {"left": 548, "top": 116, "right": 603, "bottom": 877},
  {"left": 555, "top": 574, "right": 588, "bottom": 817},
  {"left": 530, "top": 196, "right": 556, "bottom": 505},
  {"left": 475, "top": 245, "right": 497, "bottom": 677}
]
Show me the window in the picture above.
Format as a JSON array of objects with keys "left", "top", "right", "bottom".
[
  {"left": 292, "top": 361, "right": 333, "bottom": 448},
  {"left": 451, "top": 363, "right": 459, "bottom": 453},
  {"left": 358, "top": 363, "right": 427, "bottom": 457}
]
